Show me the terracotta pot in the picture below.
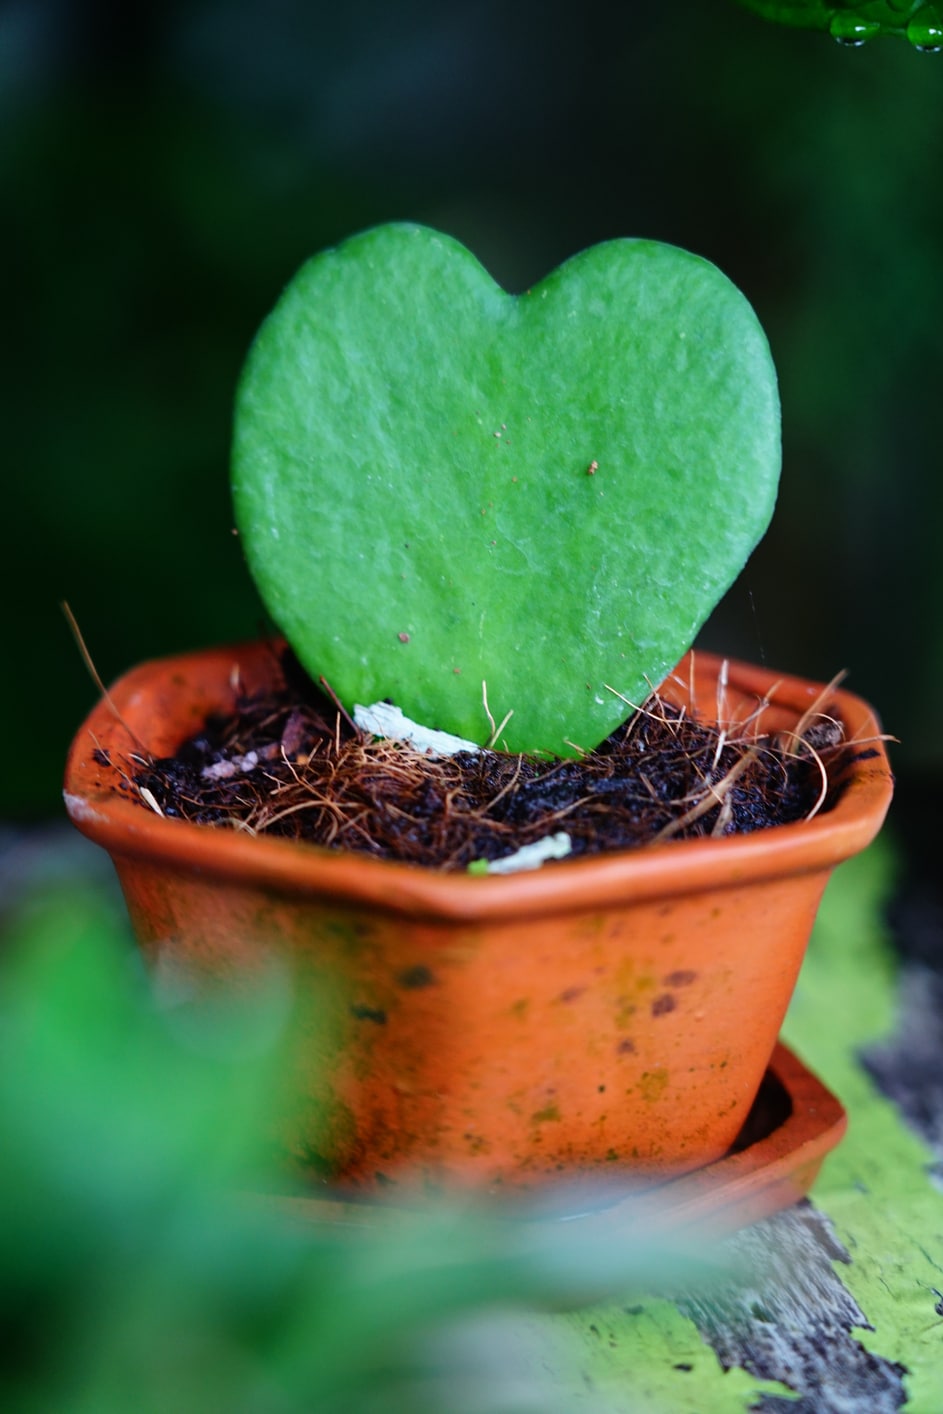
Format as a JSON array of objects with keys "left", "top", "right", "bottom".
[{"left": 64, "top": 643, "right": 892, "bottom": 1198}]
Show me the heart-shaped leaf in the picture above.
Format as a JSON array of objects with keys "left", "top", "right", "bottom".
[{"left": 232, "top": 224, "right": 780, "bottom": 755}]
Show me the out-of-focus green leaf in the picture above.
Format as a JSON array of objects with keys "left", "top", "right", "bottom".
[{"left": 0, "top": 876, "right": 729, "bottom": 1413}]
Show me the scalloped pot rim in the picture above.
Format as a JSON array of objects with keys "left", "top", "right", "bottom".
[{"left": 64, "top": 643, "right": 893, "bottom": 923}]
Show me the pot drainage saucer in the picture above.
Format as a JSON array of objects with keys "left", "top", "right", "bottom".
[{"left": 264, "top": 1042, "right": 844, "bottom": 1239}]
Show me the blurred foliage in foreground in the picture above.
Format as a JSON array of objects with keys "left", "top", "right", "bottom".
[{"left": 0, "top": 870, "right": 727, "bottom": 1414}]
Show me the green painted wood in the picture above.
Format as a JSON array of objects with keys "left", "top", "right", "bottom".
[
  {"left": 782, "top": 844, "right": 943, "bottom": 1414},
  {"left": 476, "top": 840, "right": 943, "bottom": 1411}
]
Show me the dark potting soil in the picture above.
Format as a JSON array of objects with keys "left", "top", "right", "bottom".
[{"left": 129, "top": 649, "right": 873, "bottom": 872}]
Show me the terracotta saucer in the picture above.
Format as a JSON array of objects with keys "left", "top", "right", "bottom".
[{"left": 264, "top": 1042, "right": 845, "bottom": 1239}]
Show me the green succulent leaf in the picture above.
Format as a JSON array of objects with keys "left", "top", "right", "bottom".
[{"left": 232, "top": 224, "right": 780, "bottom": 755}]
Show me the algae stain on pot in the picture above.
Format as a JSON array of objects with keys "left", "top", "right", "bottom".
[
  {"left": 396, "top": 964, "right": 436, "bottom": 989},
  {"left": 664, "top": 968, "right": 698, "bottom": 988},
  {"left": 639, "top": 1068, "right": 670, "bottom": 1102},
  {"left": 294, "top": 1093, "right": 362, "bottom": 1178},
  {"left": 614, "top": 996, "right": 639, "bottom": 1030}
]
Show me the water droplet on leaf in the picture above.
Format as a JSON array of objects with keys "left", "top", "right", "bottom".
[
  {"left": 829, "top": 11, "right": 880, "bottom": 44},
  {"left": 908, "top": 4, "right": 943, "bottom": 49}
]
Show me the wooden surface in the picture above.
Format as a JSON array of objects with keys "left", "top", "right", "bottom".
[{"left": 499, "top": 842, "right": 943, "bottom": 1411}]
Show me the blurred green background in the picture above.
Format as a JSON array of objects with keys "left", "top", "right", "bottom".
[{"left": 5, "top": 0, "right": 940, "bottom": 818}]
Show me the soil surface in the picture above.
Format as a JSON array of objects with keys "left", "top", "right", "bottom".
[{"left": 128, "top": 648, "right": 871, "bottom": 871}]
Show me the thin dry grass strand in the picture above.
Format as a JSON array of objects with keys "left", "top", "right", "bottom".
[
  {"left": 603, "top": 683, "right": 643, "bottom": 712},
  {"left": 492, "top": 707, "right": 514, "bottom": 750},
  {"left": 606, "top": 683, "right": 683, "bottom": 735},
  {"left": 652, "top": 747, "right": 761, "bottom": 844},
  {"left": 562, "top": 738, "right": 589, "bottom": 756},
  {"left": 89, "top": 729, "right": 145, "bottom": 795},
  {"left": 63, "top": 600, "right": 153, "bottom": 761},
  {"left": 804, "top": 740, "right": 830, "bottom": 821},
  {"left": 481, "top": 679, "right": 515, "bottom": 750},
  {"left": 317, "top": 677, "right": 359, "bottom": 736},
  {"left": 790, "top": 671, "right": 848, "bottom": 744},
  {"left": 481, "top": 756, "right": 524, "bottom": 815},
  {"left": 258, "top": 798, "right": 343, "bottom": 834},
  {"left": 482, "top": 680, "right": 496, "bottom": 742},
  {"left": 711, "top": 793, "right": 735, "bottom": 839},
  {"left": 771, "top": 729, "right": 831, "bottom": 821},
  {"left": 711, "top": 726, "right": 728, "bottom": 773},
  {"left": 735, "top": 691, "right": 778, "bottom": 738},
  {"left": 715, "top": 656, "right": 730, "bottom": 726}
]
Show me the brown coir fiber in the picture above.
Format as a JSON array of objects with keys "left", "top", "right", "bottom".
[{"left": 126, "top": 649, "right": 875, "bottom": 872}]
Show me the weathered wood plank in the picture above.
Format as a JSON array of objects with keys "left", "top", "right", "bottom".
[{"left": 679, "top": 1203, "right": 907, "bottom": 1412}]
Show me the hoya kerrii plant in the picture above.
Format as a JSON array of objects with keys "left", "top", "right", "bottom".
[
  {"left": 231, "top": 222, "right": 781, "bottom": 760},
  {"left": 64, "top": 223, "right": 893, "bottom": 1190}
]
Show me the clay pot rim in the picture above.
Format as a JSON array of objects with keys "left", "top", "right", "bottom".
[{"left": 64, "top": 644, "right": 893, "bottom": 923}]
